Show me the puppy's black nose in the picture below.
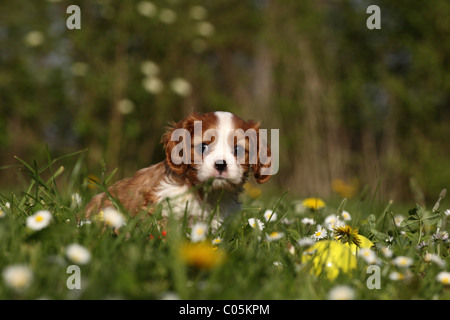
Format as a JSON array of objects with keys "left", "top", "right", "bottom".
[{"left": 214, "top": 160, "right": 227, "bottom": 172}]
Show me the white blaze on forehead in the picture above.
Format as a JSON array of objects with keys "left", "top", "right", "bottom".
[
  {"left": 213, "top": 111, "right": 235, "bottom": 161},
  {"left": 214, "top": 111, "right": 235, "bottom": 130}
]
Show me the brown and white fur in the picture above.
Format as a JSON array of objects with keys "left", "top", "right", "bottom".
[{"left": 85, "top": 111, "right": 271, "bottom": 222}]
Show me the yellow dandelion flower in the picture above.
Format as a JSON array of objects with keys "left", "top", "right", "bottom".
[
  {"left": 243, "top": 182, "right": 262, "bottom": 199},
  {"left": 302, "top": 198, "right": 326, "bottom": 211},
  {"left": 331, "top": 178, "right": 359, "bottom": 198},
  {"left": 179, "top": 242, "right": 225, "bottom": 270},
  {"left": 87, "top": 174, "right": 99, "bottom": 190},
  {"left": 302, "top": 240, "right": 356, "bottom": 281},
  {"left": 334, "top": 225, "right": 374, "bottom": 254},
  {"left": 334, "top": 225, "right": 362, "bottom": 247}
]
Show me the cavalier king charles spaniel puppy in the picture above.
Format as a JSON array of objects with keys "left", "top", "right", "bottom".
[{"left": 85, "top": 111, "right": 272, "bottom": 222}]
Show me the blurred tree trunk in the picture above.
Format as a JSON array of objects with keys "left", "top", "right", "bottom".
[
  {"left": 261, "top": 0, "right": 351, "bottom": 198},
  {"left": 105, "top": 43, "right": 128, "bottom": 172},
  {"left": 296, "top": 38, "right": 347, "bottom": 197},
  {"left": 251, "top": 41, "right": 273, "bottom": 122}
]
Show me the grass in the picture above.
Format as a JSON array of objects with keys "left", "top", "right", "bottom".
[{"left": 0, "top": 150, "right": 449, "bottom": 300}]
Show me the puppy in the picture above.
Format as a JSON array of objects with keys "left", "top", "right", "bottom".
[{"left": 85, "top": 111, "right": 272, "bottom": 222}]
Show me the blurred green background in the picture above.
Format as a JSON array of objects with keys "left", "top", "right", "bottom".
[{"left": 0, "top": 0, "right": 449, "bottom": 204}]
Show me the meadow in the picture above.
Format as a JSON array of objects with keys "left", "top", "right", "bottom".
[
  {"left": 1, "top": 0, "right": 449, "bottom": 305},
  {"left": 0, "top": 151, "right": 449, "bottom": 300}
]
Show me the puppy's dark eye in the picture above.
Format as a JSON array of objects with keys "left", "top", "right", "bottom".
[
  {"left": 234, "top": 145, "right": 245, "bottom": 157},
  {"left": 196, "top": 143, "right": 209, "bottom": 154}
]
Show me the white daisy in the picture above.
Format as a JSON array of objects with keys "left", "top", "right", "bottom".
[
  {"left": 159, "top": 9, "right": 177, "bottom": 24},
  {"left": 394, "top": 215, "right": 404, "bottom": 227},
  {"left": 191, "top": 222, "right": 208, "bottom": 243},
  {"left": 281, "top": 218, "right": 295, "bottom": 225},
  {"left": 196, "top": 21, "right": 215, "bottom": 37},
  {"left": 0, "top": 207, "right": 5, "bottom": 218},
  {"left": 2, "top": 265, "right": 33, "bottom": 291},
  {"left": 136, "top": 1, "right": 157, "bottom": 18},
  {"left": 392, "top": 256, "right": 413, "bottom": 268},
  {"left": 71, "top": 193, "right": 82, "bottom": 208},
  {"left": 210, "top": 219, "right": 222, "bottom": 232},
  {"left": 273, "top": 261, "right": 283, "bottom": 268},
  {"left": 324, "top": 214, "right": 344, "bottom": 230},
  {"left": 301, "top": 217, "right": 315, "bottom": 225},
  {"left": 116, "top": 99, "right": 135, "bottom": 115},
  {"left": 170, "top": 78, "right": 192, "bottom": 97},
  {"left": 24, "top": 30, "right": 45, "bottom": 47},
  {"left": 140, "top": 60, "right": 160, "bottom": 76},
  {"left": 324, "top": 214, "right": 337, "bottom": 226},
  {"left": 293, "top": 200, "right": 307, "bottom": 214},
  {"left": 142, "top": 76, "right": 164, "bottom": 94},
  {"left": 385, "top": 236, "right": 394, "bottom": 245},
  {"left": 389, "top": 271, "right": 406, "bottom": 281},
  {"left": 248, "top": 218, "right": 264, "bottom": 231},
  {"left": 265, "top": 231, "right": 285, "bottom": 242},
  {"left": 66, "top": 244, "right": 91, "bottom": 265},
  {"left": 297, "top": 237, "right": 314, "bottom": 247},
  {"left": 211, "top": 237, "right": 222, "bottom": 245},
  {"left": 380, "top": 246, "right": 393, "bottom": 258},
  {"left": 341, "top": 210, "right": 352, "bottom": 221},
  {"left": 311, "top": 225, "right": 327, "bottom": 241},
  {"left": 189, "top": 6, "right": 207, "bottom": 20},
  {"left": 263, "top": 210, "right": 277, "bottom": 222},
  {"left": 101, "top": 207, "right": 125, "bottom": 229},
  {"left": 423, "top": 252, "right": 446, "bottom": 268},
  {"left": 328, "top": 285, "right": 355, "bottom": 300},
  {"left": 436, "top": 271, "right": 450, "bottom": 285},
  {"left": 287, "top": 243, "right": 295, "bottom": 255},
  {"left": 358, "top": 248, "right": 379, "bottom": 264},
  {"left": 160, "top": 291, "right": 181, "bottom": 300},
  {"left": 26, "top": 210, "right": 52, "bottom": 231}
]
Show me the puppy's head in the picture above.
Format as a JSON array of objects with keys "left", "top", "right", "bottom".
[{"left": 162, "top": 111, "right": 272, "bottom": 188}]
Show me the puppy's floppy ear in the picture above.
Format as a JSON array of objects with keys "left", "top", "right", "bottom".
[
  {"left": 161, "top": 119, "right": 191, "bottom": 175},
  {"left": 249, "top": 124, "right": 272, "bottom": 184}
]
